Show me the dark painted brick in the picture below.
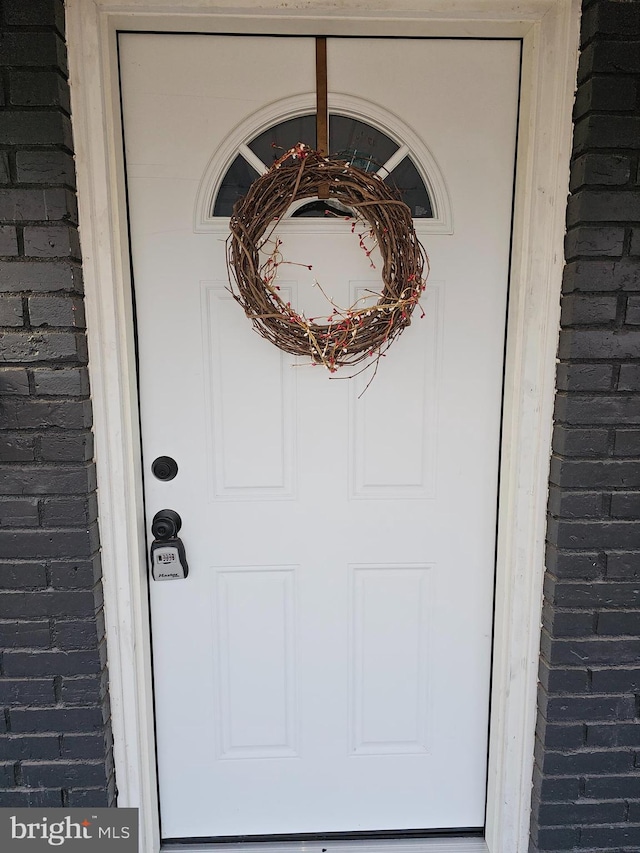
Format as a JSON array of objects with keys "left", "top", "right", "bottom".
[
  {"left": 0, "top": 333, "right": 82, "bottom": 365},
  {"left": 0, "top": 435, "right": 35, "bottom": 462},
  {"left": 10, "top": 707, "right": 103, "bottom": 734},
  {"left": 60, "top": 675, "right": 102, "bottom": 703},
  {"left": 611, "top": 492, "right": 640, "bottom": 517},
  {"left": 584, "top": 774, "right": 640, "bottom": 799},
  {"left": 0, "top": 528, "right": 97, "bottom": 560},
  {"left": 66, "top": 788, "right": 109, "bottom": 807},
  {"left": 627, "top": 296, "right": 640, "bottom": 324},
  {"left": 532, "top": 770, "right": 581, "bottom": 801},
  {"left": 530, "top": 825, "right": 579, "bottom": 849},
  {"left": 0, "top": 153, "right": 10, "bottom": 184},
  {"left": 543, "top": 633, "right": 640, "bottom": 665},
  {"left": 542, "top": 694, "right": 637, "bottom": 722},
  {"left": 574, "top": 113, "right": 640, "bottom": 153},
  {"left": 4, "top": 649, "right": 100, "bottom": 678},
  {"left": 9, "top": 71, "right": 70, "bottom": 112},
  {"left": 0, "top": 32, "right": 67, "bottom": 70},
  {"left": 0, "top": 226, "right": 18, "bottom": 256},
  {"left": 597, "top": 610, "right": 640, "bottom": 635},
  {"left": 573, "top": 77, "right": 637, "bottom": 121},
  {"left": 0, "top": 790, "right": 63, "bottom": 807},
  {"left": 546, "top": 576, "right": 640, "bottom": 607},
  {"left": 0, "top": 563, "right": 47, "bottom": 590},
  {"left": 539, "top": 748, "right": 634, "bottom": 775},
  {"left": 29, "top": 297, "right": 85, "bottom": 328},
  {"left": 23, "top": 226, "right": 80, "bottom": 260},
  {"left": 546, "top": 545, "right": 603, "bottom": 579},
  {"left": 49, "top": 557, "right": 101, "bottom": 590},
  {"left": 548, "top": 487, "right": 603, "bottom": 518},
  {"left": 552, "top": 426, "right": 609, "bottom": 458},
  {"left": 61, "top": 734, "right": 106, "bottom": 760},
  {"left": 563, "top": 259, "right": 640, "bottom": 292},
  {"left": 0, "top": 368, "right": 29, "bottom": 395},
  {"left": 536, "top": 721, "right": 585, "bottom": 749},
  {"left": 567, "top": 190, "right": 640, "bottom": 225},
  {"left": 22, "top": 762, "right": 106, "bottom": 789},
  {"left": 0, "top": 464, "right": 95, "bottom": 495},
  {"left": 0, "top": 498, "right": 39, "bottom": 527},
  {"left": 0, "top": 261, "right": 82, "bottom": 293},
  {"left": 587, "top": 723, "right": 640, "bottom": 748},
  {"left": 538, "top": 799, "right": 626, "bottom": 824},
  {"left": 554, "top": 393, "right": 640, "bottom": 425},
  {"left": 0, "top": 297, "right": 23, "bottom": 326},
  {"left": 581, "top": 826, "right": 640, "bottom": 847},
  {"left": 0, "top": 678, "right": 55, "bottom": 706},
  {"left": 39, "top": 434, "right": 94, "bottom": 462},
  {"left": 0, "top": 112, "right": 72, "bottom": 148},
  {"left": 548, "top": 519, "right": 640, "bottom": 550},
  {"left": 591, "top": 667, "right": 640, "bottom": 693},
  {"left": 582, "top": 37, "right": 640, "bottom": 75},
  {"left": 0, "top": 735, "right": 59, "bottom": 761},
  {"left": 582, "top": 0, "right": 640, "bottom": 39},
  {"left": 41, "top": 497, "right": 96, "bottom": 527},
  {"left": 561, "top": 295, "right": 618, "bottom": 326},
  {"left": 619, "top": 364, "right": 640, "bottom": 390},
  {"left": 607, "top": 552, "right": 640, "bottom": 578},
  {"left": 542, "top": 604, "right": 595, "bottom": 636},
  {"left": 556, "top": 361, "right": 614, "bottom": 390},
  {"left": 0, "top": 763, "right": 16, "bottom": 788},
  {"left": 53, "top": 620, "right": 99, "bottom": 651},
  {"left": 15, "top": 151, "right": 75, "bottom": 186},
  {"left": 0, "top": 189, "right": 54, "bottom": 222},
  {"left": 615, "top": 430, "right": 640, "bottom": 456},
  {"left": 33, "top": 368, "right": 90, "bottom": 397},
  {"left": 550, "top": 458, "right": 640, "bottom": 488},
  {"left": 565, "top": 226, "right": 625, "bottom": 258},
  {"left": 3, "top": 0, "right": 66, "bottom": 29},
  {"left": 539, "top": 662, "right": 589, "bottom": 693},
  {"left": 0, "top": 589, "right": 97, "bottom": 621},
  {"left": 0, "top": 619, "right": 50, "bottom": 646},
  {"left": 0, "top": 401, "right": 92, "bottom": 431}
]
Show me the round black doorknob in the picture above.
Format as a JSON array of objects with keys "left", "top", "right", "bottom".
[
  {"left": 152, "top": 455, "right": 178, "bottom": 481},
  {"left": 151, "top": 509, "right": 182, "bottom": 540}
]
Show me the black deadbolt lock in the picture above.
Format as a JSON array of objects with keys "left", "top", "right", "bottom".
[
  {"left": 150, "top": 509, "right": 189, "bottom": 581},
  {"left": 152, "top": 455, "right": 178, "bottom": 481}
]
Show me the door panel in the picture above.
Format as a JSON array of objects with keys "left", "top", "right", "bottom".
[{"left": 120, "top": 33, "right": 520, "bottom": 839}]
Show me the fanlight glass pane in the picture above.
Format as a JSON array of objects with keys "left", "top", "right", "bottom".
[
  {"left": 213, "top": 114, "right": 433, "bottom": 218},
  {"left": 329, "top": 115, "right": 398, "bottom": 172},
  {"left": 386, "top": 157, "right": 433, "bottom": 218},
  {"left": 249, "top": 115, "right": 317, "bottom": 166},
  {"left": 213, "top": 155, "right": 260, "bottom": 216}
]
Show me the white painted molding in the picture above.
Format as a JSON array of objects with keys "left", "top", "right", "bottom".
[
  {"left": 65, "top": 2, "right": 581, "bottom": 853},
  {"left": 194, "top": 92, "right": 453, "bottom": 235},
  {"left": 168, "top": 840, "right": 487, "bottom": 853}
]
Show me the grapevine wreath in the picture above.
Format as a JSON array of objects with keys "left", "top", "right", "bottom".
[{"left": 227, "top": 143, "right": 429, "bottom": 376}]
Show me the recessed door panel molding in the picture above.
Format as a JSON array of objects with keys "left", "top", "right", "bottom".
[
  {"left": 214, "top": 566, "right": 298, "bottom": 759},
  {"left": 202, "top": 282, "right": 297, "bottom": 500},
  {"left": 349, "top": 283, "right": 440, "bottom": 500},
  {"left": 350, "top": 564, "right": 432, "bottom": 756}
]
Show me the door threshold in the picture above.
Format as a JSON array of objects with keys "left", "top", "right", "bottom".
[{"left": 161, "top": 837, "right": 488, "bottom": 853}]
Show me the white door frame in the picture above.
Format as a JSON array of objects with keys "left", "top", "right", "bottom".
[{"left": 65, "top": 2, "right": 580, "bottom": 852}]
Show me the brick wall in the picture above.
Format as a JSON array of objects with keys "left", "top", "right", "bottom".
[
  {"left": 531, "top": 0, "right": 640, "bottom": 850},
  {"left": 0, "top": 0, "right": 114, "bottom": 807}
]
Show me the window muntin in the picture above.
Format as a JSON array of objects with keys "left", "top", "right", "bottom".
[{"left": 213, "top": 113, "right": 433, "bottom": 219}]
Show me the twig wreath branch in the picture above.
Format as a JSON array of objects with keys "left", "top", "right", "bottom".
[{"left": 227, "top": 144, "right": 429, "bottom": 378}]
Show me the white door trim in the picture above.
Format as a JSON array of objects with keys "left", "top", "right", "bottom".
[{"left": 65, "top": 3, "right": 580, "bottom": 852}]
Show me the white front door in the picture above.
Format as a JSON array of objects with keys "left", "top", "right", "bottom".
[{"left": 120, "top": 34, "right": 520, "bottom": 842}]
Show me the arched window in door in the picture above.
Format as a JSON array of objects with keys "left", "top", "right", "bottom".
[{"left": 212, "top": 113, "right": 434, "bottom": 219}]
